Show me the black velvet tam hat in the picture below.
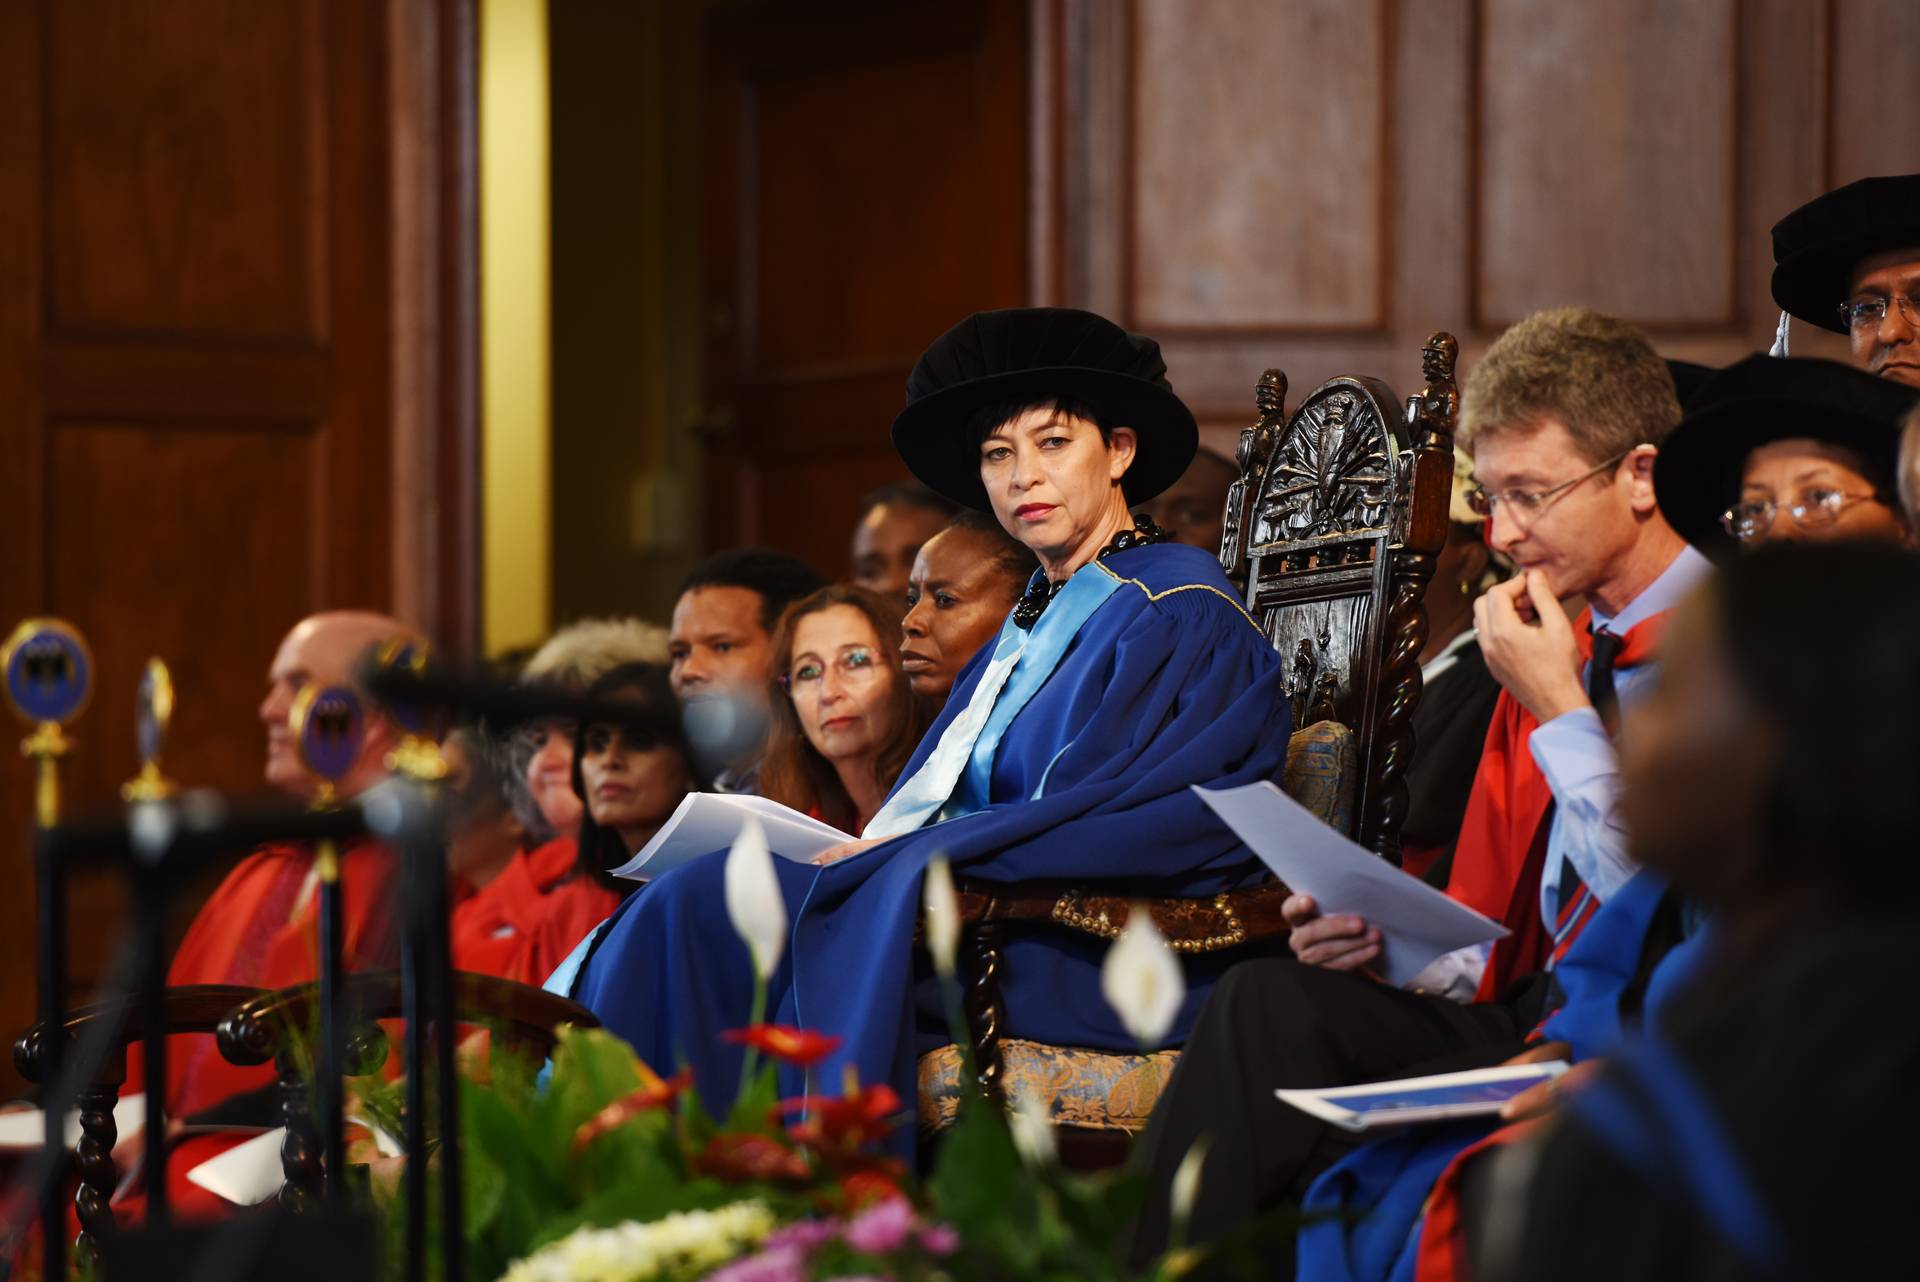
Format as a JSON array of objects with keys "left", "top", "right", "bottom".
[
  {"left": 1665, "top": 358, "right": 1717, "bottom": 409},
  {"left": 890, "top": 307, "right": 1199, "bottom": 512},
  {"left": 1770, "top": 173, "right": 1920, "bottom": 333},
  {"left": 1653, "top": 354, "right": 1917, "bottom": 557}
]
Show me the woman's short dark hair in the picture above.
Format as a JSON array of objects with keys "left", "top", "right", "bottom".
[
  {"left": 758, "top": 584, "right": 933, "bottom": 833},
  {"left": 965, "top": 395, "right": 1111, "bottom": 450},
  {"left": 944, "top": 509, "right": 1040, "bottom": 596},
  {"left": 1715, "top": 541, "right": 1920, "bottom": 909},
  {"left": 568, "top": 662, "right": 691, "bottom": 888}
]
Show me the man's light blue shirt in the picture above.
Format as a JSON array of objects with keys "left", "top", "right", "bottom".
[{"left": 1530, "top": 544, "right": 1715, "bottom": 926}]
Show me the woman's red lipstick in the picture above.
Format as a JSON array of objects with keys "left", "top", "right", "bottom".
[{"left": 1014, "top": 503, "right": 1056, "bottom": 520}]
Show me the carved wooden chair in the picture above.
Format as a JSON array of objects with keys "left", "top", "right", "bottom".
[
  {"left": 216, "top": 969, "right": 599, "bottom": 1206},
  {"left": 916, "top": 334, "right": 1461, "bottom": 1167},
  {"left": 13, "top": 983, "right": 264, "bottom": 1260}
]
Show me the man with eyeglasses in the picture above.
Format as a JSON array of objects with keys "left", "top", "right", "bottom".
[
  {"left": 1129, "top": 311, "right": 1714, "bottom": 1262},
  {"left": 1654, "top": 354, "right": 1914, "bottom": 558},
  {"left": 1284, "top": 307, "right": 1710, "bottom": 1001},
  {"left": 1771, "top": 173, "right": 1920, "bottom": 389}
]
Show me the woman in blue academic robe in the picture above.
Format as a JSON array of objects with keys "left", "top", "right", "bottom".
[{"left": 568, "top": 307, "right": 1292, "bottom": 1147}]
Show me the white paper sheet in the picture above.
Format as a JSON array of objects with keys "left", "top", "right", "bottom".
[
  {"left": 607, "top": 792, "right": 854, "bottom": 881},
  {"left": 0, "top": 1092, "right": 146, "bottom": 1151},
  {"left": 1193, "top": 780, "right": 1508, "bottom": 985},
  {"left": 184, "top": 1126, "right": 285, "bottom": 1206}
]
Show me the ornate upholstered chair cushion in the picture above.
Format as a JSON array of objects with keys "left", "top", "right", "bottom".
[
  {"left": 1282, "top": 718, "right": 1357, "bottom": 834},
  {"left": 916, "top": 721, "right": 1355, "bottom": 1139},
  {"left": 916, "top": 1037, "right": 1180, "bottom": 1135}
]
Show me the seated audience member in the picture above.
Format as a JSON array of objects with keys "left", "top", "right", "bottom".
[
  {"left": 1132, "top": 308, "right": 1707, "bottom": 1256},
  {"left": 570, "top": 307, "right": 1291, "bottom": 1151},
  {"left": 505, "top": 617, "right": 670, "bottom": 853},
  {"left": 899, "top": 511, "right": 1036, "bottom": 707},
  {"left": 1400, "top": 451, "right": 1504, "bottom": 887},
  {"left": 123, "top": 611, "right": 416, "bottom": 1218},
  {"left": 445, "top": 726, "right": 532, "bottom": 976},
  {"left": 1481, "top": 543, "right": 1920, "bottom": 1282},
  {"left": 454, "top": 619, "right": 666, "bottom": 979},
  {"left": 1770, "top": 172, "right": 1920, "bottom": 386},
  {"left": 668, "top": 548, "right": 828, "bottom": 792},
  {"left": 849, "top": 481, "right": 959, "bottom": 600},
  {"left": 1137, "top": 444, "right": 1239, "bottom": 553},
  {"left": 571, "top": 663, "right": 695, "bottom": 869},
  {"left": 1903, "top": 401, "right": 1920, "bottom": 523},
  {"left": 760, "top": 585, "right": 932, "bottom": 834},
  {"left": 1653, "top": 353, "right": 1915, "bottom": 557}
]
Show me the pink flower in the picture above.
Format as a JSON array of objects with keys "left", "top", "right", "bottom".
[
  {"left": 843, "top": 1196, "right": 915, "bottom": 1254},
  {"left": 916, "top": 1223, "right": 959, "bottom": 1256},
  {"left": 704, "top": 1244, "right": 809, "bottom": 1282},
  {"left": 763, "top": 1219, "right": 841, "bottom": 1253}
]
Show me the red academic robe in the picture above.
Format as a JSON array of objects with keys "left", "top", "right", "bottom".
[
  {"left": 448, "top": 836, "right": 621, "bottom": 987},
  {"left": 118, "top": 838, "right": 397, "bottom": 1219},
  {"left": 1446, "top": 611, "right": 1666, "bottom": 998}
]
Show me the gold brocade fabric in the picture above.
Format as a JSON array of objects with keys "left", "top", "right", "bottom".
[{"left": 916, "top": 1038, "right": 1182, "bottom": 1135}]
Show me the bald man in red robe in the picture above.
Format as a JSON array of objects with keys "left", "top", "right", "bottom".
[{"left": 119, "top": 610, "right": 416, "bottom": 1217}]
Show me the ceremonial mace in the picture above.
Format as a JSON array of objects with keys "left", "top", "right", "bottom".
[
  {"left": 3, "top": 619, "right": 93, "bottom": 1282},
  {"left": 121, "top": 660, "right": 179, "bottom": 1226},
  {"left": 288, "top": 682, "right": 365, "bottom": 1211},
  {"left": 368, "top": 638, "right": 464, "bottom": 1282}
]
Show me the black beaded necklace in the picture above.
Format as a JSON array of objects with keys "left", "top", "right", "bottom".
[{"left": 1012, "top": 513, "right": 1170, "bottom": 630}]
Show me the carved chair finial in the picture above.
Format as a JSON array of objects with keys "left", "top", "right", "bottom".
[{"left": 1413, "top": 331, "right": 1459, "bottom": 450}]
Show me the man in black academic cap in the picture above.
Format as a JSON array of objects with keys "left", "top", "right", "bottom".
[{"left": 1771, "top": 173, "right": 1920, "bottom": 388}]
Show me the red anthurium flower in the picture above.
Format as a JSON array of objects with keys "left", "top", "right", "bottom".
[
  {"left": 723, "top": 1024, "right": 843, "bottom": 1067},
  {"left": 837, "top": 1167, "right": 907, "bottom": 1212},
  {"left": 571, "top": 1067, "right": 694, "bottom": 1154},
  {"left": 693, "top": 1133, "right": 813, "bottom": 1184},
  {"left": 778, "top": 1081, "right": 903, "bottom": 1154}
]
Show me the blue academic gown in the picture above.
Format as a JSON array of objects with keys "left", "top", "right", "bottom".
[
  {"left": 1293, "top": 871, "right": 1708, "bottom": 1282},
  {"left": 572, "top": 542, "right": 1291, "bottom": 1150}
]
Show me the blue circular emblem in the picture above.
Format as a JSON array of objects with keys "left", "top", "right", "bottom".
[
  {"left": 4, "top": 620, "right": 93, "bottom": 726},
  {"left": 294, "top": 684, "right": 365, "bottom": 783}
]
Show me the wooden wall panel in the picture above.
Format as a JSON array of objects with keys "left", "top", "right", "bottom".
[
  {"left": 753, "top": 50, "right": 1022, "bottom": 375},
  {"left": 700, "top": 0, "right": 1029, "bottom": 573},
  {"left": 1473, "top": 0, "right": 1738, "bottom": 329},
  {"left": 0, "top": 0, "right": 478, "bottom": 1094},
  {"left": 45, "top": 422, "right": 320, "bottom": 806},
  {"left": 1827, "top": 0, "right": 1920, "bottom": 185},
  {"left": 1130, "top": 0, "right": 1385, "bottom": 332},
  {"left": 1035, "top": 0, "right": 1901, "bottom": 434},
  {"left": 44, "top": 0, "right": 328, "bottom": 343}
]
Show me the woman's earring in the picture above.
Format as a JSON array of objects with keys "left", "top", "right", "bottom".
[{"left": 1459, "top": 578, "right": 1473, "bottom": 598}]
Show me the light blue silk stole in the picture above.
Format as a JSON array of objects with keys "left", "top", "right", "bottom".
[{"left": 865, "top": 562, "right": 1124, "bottom": 838}]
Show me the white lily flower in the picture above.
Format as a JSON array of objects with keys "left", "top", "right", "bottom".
[
  {"left": 1100, "top": 902, "right": 1185, "bottom": 1045},
  {"left": 1008, "top": 1087, "right": 1058, "bottom": 1168},
  {"left": 723, "top": 816, "right": 785, "bottom": 979},
  {"left": 922, "top": 855, "right": 961, "bottom": 977},
  {"left": 1170, "top": 1134, "right": 1213, "bottom": 1233}
]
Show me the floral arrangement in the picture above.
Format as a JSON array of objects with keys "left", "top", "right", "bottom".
[{"left": 367, "top": 821, "right": 1238, "bottom": 1282}]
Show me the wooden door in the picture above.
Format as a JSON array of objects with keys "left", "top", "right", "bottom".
[
  {"left": 698, "top": 0, "right": 1032, "bottom": 576},
  {"left": 0, "top": 0, "right": 477, "bottom": 1092}
]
